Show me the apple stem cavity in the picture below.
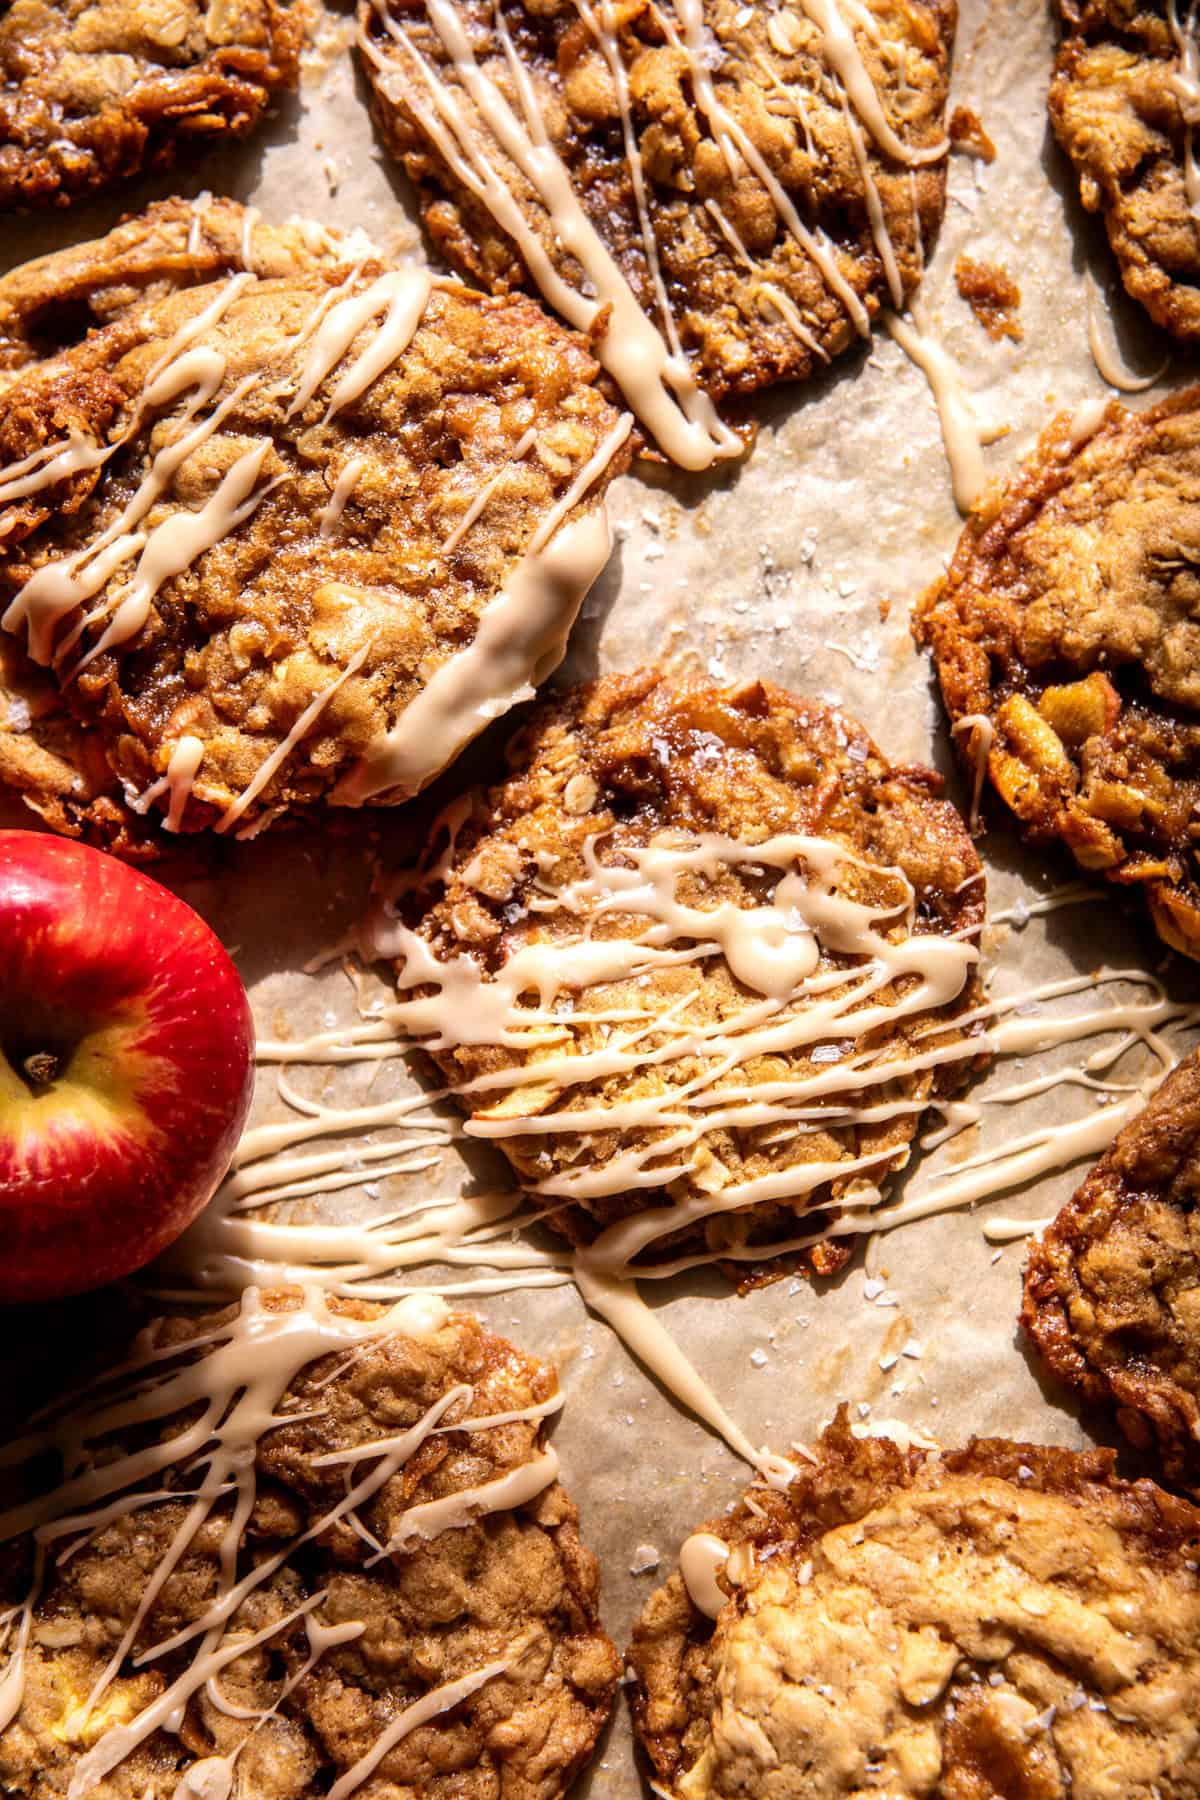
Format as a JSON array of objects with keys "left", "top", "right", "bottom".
[{"left": 20, "top": 1050, "right": 62, "bottom": 1090}]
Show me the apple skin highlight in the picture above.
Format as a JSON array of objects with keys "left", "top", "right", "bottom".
[{"left": 0, "top": 831, "right": 255, "bottom": 1302}]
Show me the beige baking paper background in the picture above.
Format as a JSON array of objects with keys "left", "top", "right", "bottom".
[{"left": 4, "top": 3, "right": 1200, "bottom": 1792}]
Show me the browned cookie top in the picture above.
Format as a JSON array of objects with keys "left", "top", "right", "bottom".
[
  {"left": 0, "top": 196, "right": 356, "bottom": 379},
  {"left": 0, "top": 1289, "right": 618, "bottom": 1800},
  {"left": 358, "top": 0, "right": 954, "bottom": 460},
  {"left": 0, "top": 0, "right": 305, "bottom": 209},
  {"left": 629, "top": 1410, "right": 1200, "bottom": 1798},
  {"left": 0, "top": 250, "right": 628, "bottom": 848},
  {"left": 915, "top": 386, "right": 1200, "bottom": 960},
  {"left": 1051, "top": 0, "right": 1200, "bottom": 340},
  {"left": 1024, "top": 1047, "right": 1200, "bottom": 1494},
  {"left": 369, "top": 668, "right": 987, "bottom": 1286}
]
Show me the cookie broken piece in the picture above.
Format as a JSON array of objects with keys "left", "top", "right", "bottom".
[
  {"left": 629, "top": 1409, "right": 1200, "bottom": 1798},
  {"left": 0, "top": 1287, "right": 619, "bottom": 1800},
  {"left": 358, "top": 0, "right": 954, "bottom": 469},
  {"left": 1023, "top": 1047, "right": 1200, "bottom": 1494},
  {"left": 0, "top": 0, "right": 305, "bottom": 209},
  {"left": 0, "top": 195, "right": 358, "bottom": 381},
  {"left": 915, "top": 386, "right": 1200, "bottom": 959},
  {"left": 1051, "top": 0, "right": 1200, "bottom": 340},
  {"left": 0, "top": 248, "right": 629, "bottom": 847},
  {"left": 365, "top": 669, "right": 987, "bottom": 1284}
]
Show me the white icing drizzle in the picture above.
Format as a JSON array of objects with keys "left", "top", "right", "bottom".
[
  {"left": 951, "top": 712, "right": 993, "bottom": 832},
  {"left": 327, "top": 1657, "right": 511, "bottom": 1800},
  {"left": 239, "top": 205, "right": 261, "bottom": 274},
  {"left": 756, "top": 283, "right": 830, "bottom": 361},
  {"left": 332, "top": 418, "right": 628, "bottom": 805},
  {"left": 0, "top": 431, "right": 112, "bottom": 508},
  {"left": 885, "top": 304, "right": 988, "bottom": 512},
  {"left": 128, "top": 734, "right": 209, "bottom": 832},
  {"left": 678, "top": 1531, "right": 730, "bottom": 1618},
  {"left": 841, "top": 95, "right": 904, "bottom": 309},
  {"left": 287, "top": 267, "right": 435, "bottom": 422},
  {"left": 0, "top": 1286, "right": 560, "bottom": 1799},
  {"left": 214, "top": 642, "right": 374, "bottom": 835},
  {"left": 439, "top": 425, "right": 537, "bottom": 555},
  {"left": 662, "top": 0, "right": 871, "bottom": 334},
  {"left": 795, "top": 0, "right": 945, "bottom": 165},
  {"left": 1085, "top": 276, "right": 1169, "bottom": 393},
  {"left": 981, "top": 1214, "right": 1054, "bottom": 1243},
  {"left": 186, "top": 191, "right": 213, "bottom": 257},
  {"left": 361, "top": 0, "right": 739, "bottom": 468},
  {"left": 319, "top": 456, "right": 368, "bottom": 536},
  {"left": 1168, "top": 0, "right": 1200, "bottom": 216},
  {"left": 704, "top": 198, "right": 757, "bottom": 270},
  {"left": 569, "top": 0, "right": 684, "bottom": 354}
]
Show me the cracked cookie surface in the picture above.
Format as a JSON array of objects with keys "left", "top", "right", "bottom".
[
  {"left": 1024, "top": 1046, "right": 1200, "bottom": 1494},
  {"left": 915, "top": 386, "right": 1200, "bottom": 958},
  {"left": 0, "top": 1290, "right": 618, "bottom": 1800},
  {"left": 629, "top": 1411, "right": 1200, "bottom": 1798},
  {"left": 358, "top": 0, "right": 953, "bottom": 446},
  {"left": 369, "top": 668, "right": 987, "bottom": 1286},
  {"left": 0, "top": 228, "right": 627, "bottom": 848}
]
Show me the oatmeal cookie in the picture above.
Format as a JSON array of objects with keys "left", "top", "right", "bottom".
[
  {"left": 358, "top": 0, "right": 954, "bottom": 462},
  {"left": 1023, "top": 1047, "right": 1200, "bottom": 1494},
  {"left": 0, "top": 1287, "right": 618, "bottom": 1800},
  {"left": 0, "top": 195, "right": 357, "bottom": 382},
  {"left": 1051, "top": 0, "right": 1200, "bottom": 340},
  {"left": 629, "top": 1408, "right": 1200, "bottom": 1798},
  {"left": 0, "top": 253, "right": 628, "bottom": 846},
  {"left": 0, "top": 0, "right": 305, "bottom": 210},
  {"left": 915, "top": 386, "right": 1200, "bottom": 959},
  {"left": 368, "top": 669, "right": 987, "bottom": 1284}
]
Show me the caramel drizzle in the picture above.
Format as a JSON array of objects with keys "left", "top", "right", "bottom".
[{"left": 0, "top": 1288, "right": 555, "bottom": 1798}]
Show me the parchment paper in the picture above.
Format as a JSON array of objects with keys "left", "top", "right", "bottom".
[{"left": 4, "top": 4, "right": 1198, "bottom": 1791}]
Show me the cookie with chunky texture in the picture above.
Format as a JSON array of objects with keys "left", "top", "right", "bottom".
[
  {"left": 0, "top": 1287, "right": 618, "bottom": 1800},
  {"left": 358, "top": 0, "right": 954, "bottom": 467},
  {"left": 1024, "top": 1047, "right": 1200, "bottom": 1494},
  {"left": 0, "top": 238, "right": 628, "bottom": 848},
  {"left": 0, "top": 0, "right": 304, "bottom": 209},
  {"left": 366, "top": 669, "right": 987, "bottom": 1285},
  {"left": 915, "top": 387, "right": 1200, "bottom": 959},
  {"left": 629, "top": 1409, "right": 1200, "bottom": 1798},
  {"left": 1051, "top": 0, "right": 1200, "bottom": 339},
  {"left": 0, "top": 195, "right": 358, "bottom": 382}
]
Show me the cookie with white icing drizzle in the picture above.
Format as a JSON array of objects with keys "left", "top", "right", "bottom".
[
  {"left": 629, "top": 1407, "right": 1200, "bottom": 1798},
  {"left": 0, "top": 1286, "right": 618, "bottom": 1800},
  {"left": 1023, "top": 1043, "right": 1200, "bottom": 1495},
  {"left": 0, "top": 246, "right": 630, "bottom": 847},
  {"left": 0, "top": 197, "right": 360, "bottom": 384},
  {"left": 915, "top": 385, "right": 1200, "bottom": 961},
  {"left": 0, "top": 0, "right": 305, "bottom": 210},
  {"left": 365, "top": 669, "right": 987, "bottom": 1285},
  {"left": 358, "top": 0, "right": 954, "bottom": 469},
  {"left": 1051, "top": 0, "right": 1200, "bottom": 341}
]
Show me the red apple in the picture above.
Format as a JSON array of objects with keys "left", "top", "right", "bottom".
[{"left": 0, "top": 831, "right": 254, "bottom": 1302}]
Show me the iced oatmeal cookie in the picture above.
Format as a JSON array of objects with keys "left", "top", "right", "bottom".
[
  {"left": 0, "top": 0, "right": 305, "bottom": 209},
  {"left": 0, "top": 1287, "right": 618, "bottom": 1800},
  {"left": 629, "top": 1409, "right": 1200, "bottom": 1797},
  {"left": 1024, "top": 1045, "right": 1200, "bottom": 1494},
  {"left": 915, "top": 386, "right": 1200, "bottom": 959},
  {"left": 358, "top": 0, "right": 954, "bottom": 467},
  {"left": 364, "top": 668, "right": 988, "bottom": 1286},
  {"left": 0, "top": 230, "right": 629, "bottom": 850},
  {"left": 1051, "top": 0, "right": 1200, "bottom": 339}
]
